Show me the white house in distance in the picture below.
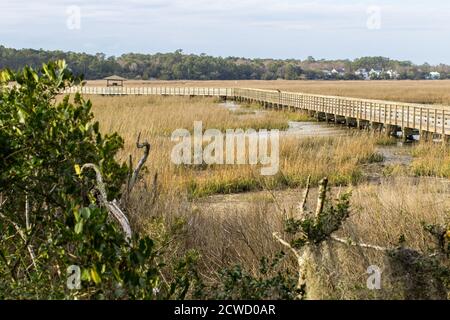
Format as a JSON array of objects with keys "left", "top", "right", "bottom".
[
  {"left": 428, "top": 71, "right": 441, "bottom": 80},
  {"left": 354, "top": 68, "right": 384, "bottom": 80},
  {"left": 355, "top": 68, "right": 399, "bottom": 80},
  {"left": 322, "top": 68, "right": 346, "bottom": 78},
  {"left": 332, "top": 68, "right": 346, "bottom": 76},
  {"left": 385, "top": 69, "right": 400, "bottom": 79},
  {"left": 369, "top": 69, "right": 383, "bottom": 78}
]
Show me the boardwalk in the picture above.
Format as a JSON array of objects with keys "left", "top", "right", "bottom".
[
  {"left": 64, "top": 86, "right": 450, "bottom": 141},
  {"left": 65, "top": 86, "right": 232, "bottom": 97}
]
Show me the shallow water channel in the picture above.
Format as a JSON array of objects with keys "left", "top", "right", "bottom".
[{"left": 219, "top": 100, "right": 414, "bottom": 168}]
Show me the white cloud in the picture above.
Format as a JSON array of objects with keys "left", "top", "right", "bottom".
[{"left": 0, "top": 0, "right": 449, "bottom": 63}]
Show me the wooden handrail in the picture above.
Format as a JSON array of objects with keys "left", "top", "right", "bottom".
[{"left": 62, "top": 86, "right": 450, "bottom": 136}]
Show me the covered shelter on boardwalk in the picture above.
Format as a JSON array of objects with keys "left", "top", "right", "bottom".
[{"left": 104, "top": 75, "right": 127, "bottom": 87}]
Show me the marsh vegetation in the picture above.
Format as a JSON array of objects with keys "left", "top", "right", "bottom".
[
  {"left": 90, "top": 94, "right": 450, "bottom": 299},
  {"left": 1, "top": 62, "right": 449, "bottom": 299}
]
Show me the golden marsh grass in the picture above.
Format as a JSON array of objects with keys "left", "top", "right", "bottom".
[
  {"left": 87, "top": 92, "right": 449, "bottom": 299},
  {"left": 91, "top": 95, "right": 382, "bottom": 197}
]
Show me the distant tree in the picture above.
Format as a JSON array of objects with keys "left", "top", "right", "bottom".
[{"left": 0, "top": 46, "right": 447, "bottom": 81}]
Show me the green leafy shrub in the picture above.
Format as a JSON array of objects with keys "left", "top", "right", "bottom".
[{"left": 0, "top": 61, "right": 198, "bottom": 299}]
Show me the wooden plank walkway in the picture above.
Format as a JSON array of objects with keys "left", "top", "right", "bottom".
[
  {"left": 64, "top": 86, "right": 232, "bottom": 97},
  {"left": 64, "top": 86, "right": 450, "bottom": 140}
]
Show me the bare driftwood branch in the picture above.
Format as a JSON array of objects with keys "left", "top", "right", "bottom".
[
  {"left": 330, "top": 235, "right": 388, "bottom": 252},
  {"left": 149, "top": 172, "right": 159, "bottom": 206},
  {"left": 108, "top": 199, "right": 132, "bottom": 241},
  {"left": 273, "top": 232, "right": 302, "bottom": 261},
  {"left": 273, "top": 232, "right": 307, "bottom": 300},
  {"left": 81, "top": 133, "right": 152, "bottom": 243},
  {"left": 273, "top": 176, "right": 349, "bottom": 300},
  {"left": 81, "top": 164, "right": 108, "bottom": 202},
  {"left": 81, "top": 164, "right": 132, "bottom": 242},
  {"left": 25, "top": 194, "right": 30, "bottom": 230},
  {"left": 298, "top": 175, "right": 311, "bottom": 215},
  {"left": 315, "top": 177, "right": 328, "bottom": 217},
  {"left": 127, "top": 132, "right": 150, "bottom": 195}
]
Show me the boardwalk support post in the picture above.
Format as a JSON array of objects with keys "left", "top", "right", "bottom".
[
  {"left": 402, "top": 128, "right": 414, "bottom": 142},
  {"left": 385, "top": 124, "right": 397, "bottom": 137}
]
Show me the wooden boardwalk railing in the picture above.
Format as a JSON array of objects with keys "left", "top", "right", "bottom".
[
  {"left": 64, "top": 86, "right": 232, "bottom": 97},
  {"left": 234, "top": 88, "right": 450, "bottom": 139},
  {"left": 64, "top": 86, "right": 450, "bottom": 140}
]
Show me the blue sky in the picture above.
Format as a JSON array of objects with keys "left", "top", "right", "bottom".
[{"left": 1, "top": 0, "right": 449, "bottom": 64}]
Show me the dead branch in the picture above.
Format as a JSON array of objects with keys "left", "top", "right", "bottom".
[
  {"left": 272, "top": 176, "right": 330, "bottom": 300},
  {"left": 149, "top": 172, "right": 159, "bottom": 206},
  {"left": 25, "top": 194, "right": 30, "bottom": 230},
  {"left": 108, "top": 199, "right": 132, "bottom": 241},
  {"left": 81, "top": 164, "right": 132, "bottom": 242},
  {"left": 315, "top": 177, "right": 328, "bottom": 217},
  {"left": 298, "top": 175, "right": 311, "bottom": 215},
  {"left": 81, "top": 164, "right": 108, "bottom": 202},
  {"left": 273, "top": 232, "right": 307, "bottom": 300},
  {"left": 80, "top": 133, "right": 151, "bottom": 243},
  {"left": 127, "top": 132, "right": 150, "bottom": 195},
  {"left": 330, "top": 235, "right": 389, "bottom": 252}
]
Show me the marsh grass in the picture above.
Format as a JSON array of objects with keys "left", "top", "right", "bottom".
[
  {"left": 373, "top": 135, "right": 399, "bottom": 146},
  {"left": 90, "top": 95, "right": 290, "bottom": 137},
  {"left": 180, "top": 177, "right": 449, "bottom": 299},
  {"left": 285, "top": 111, "right": 315, "bottom": 122},
  {"left": 411, "top": 142, "right": 450, "bottom": 178},
  {"left": 184, "top": 135, "right": 379, "bottom": 198},
  {"left": 323, "top": 177, "right": 450, "bottom": 299},
  {"left": 88, "top": 93, "right": 449, "bottom": 299},
  {"left": 91, "top": 96, "right": 382, "bottom": 197}
]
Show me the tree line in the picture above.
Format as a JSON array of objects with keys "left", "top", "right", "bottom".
[{"left": 1, "top": 45, "right": 449, "bottom": 80}]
